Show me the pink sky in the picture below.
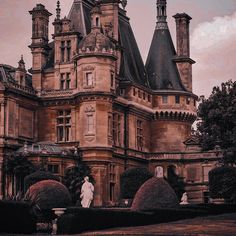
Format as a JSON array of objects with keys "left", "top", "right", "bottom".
[{"left": 0, "top": 0, "right": 235, "bottom": 97}]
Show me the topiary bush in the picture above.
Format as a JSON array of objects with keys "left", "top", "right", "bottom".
[
  {"left": 120, "top": 168, "right": 153, "bottom": 199},
  {"left": 131, "top": 177, "right": 179, "bottom": 211},
  {"left": 25, "top": 180, "right": 72, "bottom": 222},
  {"left": 0, "top": 200, "right": 36, "bottom": 234},
  {"left": 209, "top": 166, "right": 236, "bottom": 203},
  {"left": 24, "top": 170, "right": 60, "bottom": 192}
]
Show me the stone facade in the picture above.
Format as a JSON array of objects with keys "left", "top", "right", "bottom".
[{"left": 0, "top": 0, "right": 220, "bottom": 205}]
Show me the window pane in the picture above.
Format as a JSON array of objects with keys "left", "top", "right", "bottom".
[
  {"left": 57, "top": 126, "right": 64, "bottom": 142},
  {"left": 86, "top": 72, "right": 93, "bottom": 86},
  {"left": 162, "top": 96, "right": 168, "bottom": 104},
  {"left": 87, "top": 115, "right": 94, "bottom": 133},
  {"left": 175, "top": 96, "right": 180, "bottom": 104}
]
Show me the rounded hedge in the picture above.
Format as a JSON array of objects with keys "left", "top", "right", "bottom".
[
  {"left": 24, "top": 171, "right": 60, "bottom": 192},
  {"left": 131, "top": 177, "right": 179, "bottom": 211},
  {"left": 209, "top": 166, "right": 236, "bottom": 203},
  {"left": 120, "top": 168, "right": 153, "bottom": 199},
  {"left": 25, "top": 180, "right": 72, "bottom": 210}
]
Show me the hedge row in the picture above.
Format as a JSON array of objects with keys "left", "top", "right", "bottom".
[
  {"left": 180, "top": 204, "right": 236, "bottom": 215},
  {"left": 57, "top": 207, "right": 207, "bottom": 234},
  {"left": 0, "top": 200, "right": 36, "bottom": 234}
]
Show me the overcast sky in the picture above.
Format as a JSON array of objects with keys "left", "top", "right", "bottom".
[{"left": 0, "top": 0, "right": 235, "bottom": 97}]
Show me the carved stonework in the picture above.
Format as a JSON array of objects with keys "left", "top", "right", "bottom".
[
  {"left": 83, "top": 65, "right": 95, "bottom": 71},
  {"left": 156, "top": 22, "right": 168, "bottom": 30},
  {"left": 85, "top": 105, "right": 95, "bottom": 113}
]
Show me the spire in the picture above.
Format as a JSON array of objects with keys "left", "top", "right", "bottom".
[
  {"left": 146, "top": 0, "right": 185, "bottom": 91},
  {"left": 156, "top": 0, "right": 167, "bottom": 29},
  {"left": 18, "top": 55, "right": 25, "bottom": 70},
  {"left": 56, "top": 1, "right": 61, "bottom": 20}
]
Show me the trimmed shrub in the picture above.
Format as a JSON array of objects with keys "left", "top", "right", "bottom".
[
  {"left": 131, "top": 177, "right": 179, "bottom": 211},
  {"left": 120, "top": 167, "right": 153, "bottom": 199},
  {"left": 0, "top": 200, "right": 36, "bottom": 234},
  {"left": 24, "top": 170, "right": 60, "bottom": 192},
  {"left": 209, "top": 166, "right": 236, "bottom": 203},
  {"left": 57, "top": 207, "right": 207, "bottom": 234},
  {"left": 25, "top": 180, "right": 71, "bottom": 210}
]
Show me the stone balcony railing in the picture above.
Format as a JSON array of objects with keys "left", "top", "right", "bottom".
[{"left": 7, "top": 82, "right": 36, "bottom": 95}]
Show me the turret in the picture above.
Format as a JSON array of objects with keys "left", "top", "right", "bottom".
[
  {"left": 146, "top": 0, "right": 197, "bottom": 152},
  {"left": 173, "top": 13, "right": 195, "bottom": 92},
  {"left": 15, "top": 55, "right": 26, "bottom": 86},
  {"left": 29, "top": 4, "right": 52, "bottom": 90}
]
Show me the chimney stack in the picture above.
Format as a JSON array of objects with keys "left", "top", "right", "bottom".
[
  {"left": 173, "top": 13, "right": 195, "bottom": 92},
  {"left": 173, "top": 13, "right": 192, "bottom": 57}
]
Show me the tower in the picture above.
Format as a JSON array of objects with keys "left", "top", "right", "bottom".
[
  {"left": 29, "top": 4, "right": 52, "bottom": 90},
  {"left": 73, "top": 1, "right": 118, "bottom": 206},
  {"left": 146, "top": 0, "right": 197, "bottom": 152}
]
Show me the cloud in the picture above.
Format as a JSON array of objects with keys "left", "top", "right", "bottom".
[{"left": 191, "top": 12, "right": 236, "bottom": 97}]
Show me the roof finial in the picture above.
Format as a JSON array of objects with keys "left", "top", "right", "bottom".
[
  {"left": 156, "top": 0, "right": 168, "bottom": 29},
  {"left": 56, "top": 1, "right": 61, "bottom": 20}
]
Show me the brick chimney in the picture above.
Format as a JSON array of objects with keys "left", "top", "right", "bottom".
[{"left": 173, "top": 13, "right": 195, "bottom": 92}]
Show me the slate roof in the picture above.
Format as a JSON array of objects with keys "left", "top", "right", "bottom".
[
  {"left": 145, "top": 27, "right": 186, "bottom": 91},
  {"left": 0, "top": 64, "right": 32, "bottom": 87},
  {"left": 118, "top": 10, "right": 149, "bottom": 87},
  {"left": 68, "top": 0, "right": 94, "bottom": 36},
  {"left": 66, "top": 0, "right": 149, "bottom": 87}
]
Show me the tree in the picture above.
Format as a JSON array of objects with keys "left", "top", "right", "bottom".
[
  {"left": 5, "top": 154, "right": 36, "bottom": 194},
  {"left": 120, "top": 167, "right": 153, "bottom": 199},
  {"left": 209, "top": 166, "right": 236, "bottom": 203},
  {"left": 197, "top": 80, "right": 236, "bottom": 164}
]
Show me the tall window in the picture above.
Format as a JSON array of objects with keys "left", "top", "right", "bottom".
[
  {"left": 111, "top": 73, "right": 114, "bottom": 88},
  {"left": 86, "top": 72, "right": 93, "bottom": 86},
  {"left": 113, "top": 113, "right": 121, "bottom": 146},
  {"left": 57, "top": 110, "right": 71, "bottom": 142},
  {"left": 60, "top": 73, "right": 65, "bottom": 90},
  {"left": 162, "top": 95, "right": 168, "bottom": 104},
  {"left": 175, "top": 95, "right": 180, "bottom": 104},
  {"left": 60, "top": 73, "right": 71, "bottom": 90},
  {"left": 109, "top": 164, "right": 116, "bottom": 202},
  {"left": 67, "top": 40, "right": 71, "bottom": 62},
  {"left": 66, "top": 73, "right": 71, "bottom": 89},
  {"left": 137, "top": 119, "right": 143, "bottom": 151},
  {"left": 87, "top": 115, "right": 94, "bottom": 134},
  {"left": 61, "top": 41, "right": 65, "bottom": 62}
]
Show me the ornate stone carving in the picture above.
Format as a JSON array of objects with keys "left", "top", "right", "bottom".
[{"left": 85, "top": 105, "right": 95, "bottom": 113}]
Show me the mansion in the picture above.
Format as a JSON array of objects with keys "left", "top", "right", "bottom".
[{"left": 0, "top": 0, "right": 220, "bottom": 206}]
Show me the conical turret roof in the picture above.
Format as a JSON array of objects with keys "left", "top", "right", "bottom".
[{"left": 145, "top": 0, "right": 186, "bottom": 91}]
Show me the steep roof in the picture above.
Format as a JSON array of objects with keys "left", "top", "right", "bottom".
[
  {"left": 66, "top": 0, "right": 149, "bottom": 87},
  {"left": 145, "top": 0, "right": 186, "bottom": 91},
  {"left": 0, "top": 64, "right": 32, "bottom": 87},
  {"left": 118, "top": 10, "right": 149, "bottom": 87},
  {"left": 145, "top": 28, "right": 185, "bottom": 91},
  {"left": 68, "top": 0, "right": 94, "bottom": 36}
]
